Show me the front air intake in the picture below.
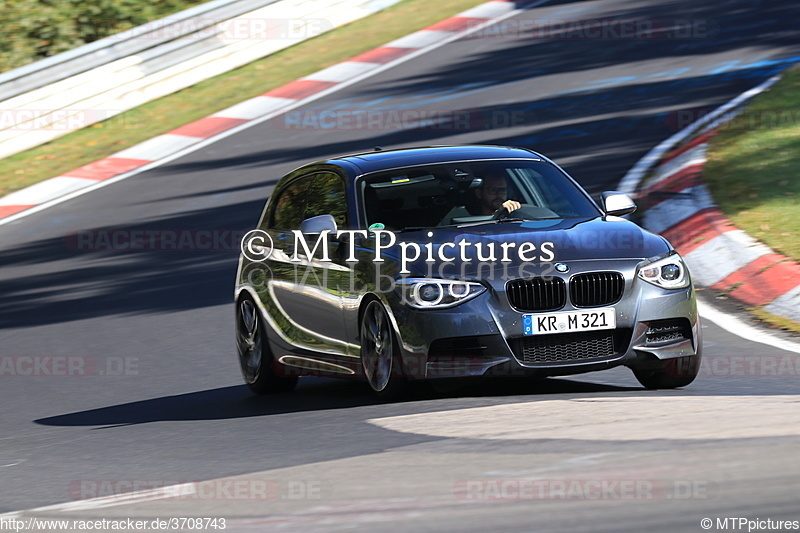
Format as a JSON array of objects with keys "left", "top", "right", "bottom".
[
  {"left": 645, "top": 318, "right": 692, "bottom": 345},
  {"left": 506, "top": 278, "right": 567, "bottom": 312},
  {"left": 519, "top": 330, "right": 615, "bottom": 364},
  {"left": 570, "top": 272, "right": 625, "bottom": 308}
]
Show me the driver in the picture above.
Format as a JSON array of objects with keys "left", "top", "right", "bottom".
[{"left": 475, "top": 171, "right": 521, "bottom": 215}]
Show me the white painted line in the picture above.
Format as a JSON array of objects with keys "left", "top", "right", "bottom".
[
  {"left": 0, "top": 177, "right": 96, "bottom": 206},
  {"left": 111, "top": 134, "right": 200, "bottom": 161},
  {"left": 0, "top": 0, "right": 552, "bottom": 228},
  {"left": 763, "top": 285, "right": 800, "bottom": 325},
  {"left": 385, "top": 30, "right": 453, "bottom": 49},
  {"left": 640, "top": 185, "right": 716, "bottom": 234},
  {"left": 685, "top": 229, "right": 773, "bottom": 286},
  {"left": 212, "top": 95, "right": 296, "bottom": 120},
  {"left": 699, "top": 299, "right": 800, "bottom": 355},
  {"left": 303, "top": 61, "right": 380, "bottom": 82},
  {"left": 618, "top": 74, "right": 783, "bottom": 195},
  {"left": 459, "top": 1, "right": 517, "bottom": 18},
  {"left": 0, "top": 483, "right": 199, "bottom": 517}
]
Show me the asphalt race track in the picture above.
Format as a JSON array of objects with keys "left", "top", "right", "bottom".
[{"left": 1, "top": 0, "right": 799, "bottom": 530}]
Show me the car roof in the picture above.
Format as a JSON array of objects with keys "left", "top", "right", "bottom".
[{"left": 327, "top": 145, "right": 544, "bottom": 175}]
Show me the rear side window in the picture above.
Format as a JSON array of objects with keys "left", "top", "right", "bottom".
[
  {"left": 304, "top": 172, "right": 348, "bottom": 228},
  {"left": 268, "top": 172, "right": 348, "bottom": 230},
  {"left": 270, "top": 176, "right": 314, "bottom": 229}
]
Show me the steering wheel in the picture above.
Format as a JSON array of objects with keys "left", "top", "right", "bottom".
[
  {"left": 492, "top": 203, "right": 521, "bottom": 220},
  {"left": 492, "top": 203, "right": 559, "bottom": 221}
]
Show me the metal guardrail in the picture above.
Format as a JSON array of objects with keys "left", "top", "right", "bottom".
[
  {"left": 0, "top": 0, "right": 401, "bottom": 160},
  {"left": 0, "top": 0, "right": 273, "bottom": 101}
]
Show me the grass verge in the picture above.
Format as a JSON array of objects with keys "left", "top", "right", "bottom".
[
  {"left": 751, "top": 307, "right": 800, "bottom": 336},
  {"left": 703, "top": 65, "right": 800, "bottom": 261},
  {"left": 703, "top": 65, "right": 800, "bottom": 332},
  {"left": 0, "top": 0, "right": 488, "bottom": 197}
]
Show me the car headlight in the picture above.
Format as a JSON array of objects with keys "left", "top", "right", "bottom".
[
  {"left": 637, "top": 252, "right": 690, "bottom": 289},
  {"left": 396, "top": 278, "right": 486, "bottom": 309}
]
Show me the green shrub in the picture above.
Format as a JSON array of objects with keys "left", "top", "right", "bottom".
[{"left": 0, "top": 0, "right": 208, "bottom": 74}]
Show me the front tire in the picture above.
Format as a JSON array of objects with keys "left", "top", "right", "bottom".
[
  {"left": 360, "top": 299, "right": 407, "bottom": 400},
  {"left": 236, "top": 296, "right": 297, "bottom": 394},
  {"left": 632, "top": 354, "right": 700, "bottom": 389}
]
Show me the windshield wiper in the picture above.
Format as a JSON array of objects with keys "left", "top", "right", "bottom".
[
  {"left": 398, "top": 226, "right": 432, "bottom": 232},
  {"left": 494, "top": 217, "right": 527, "bottom": 223},
  {"left": 495, "top": 216, "right": 561, "bottom": 223}
]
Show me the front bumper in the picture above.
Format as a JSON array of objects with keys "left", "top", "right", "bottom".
[{"left": 387, "top": 262, "right": 701, "bottom": 380}]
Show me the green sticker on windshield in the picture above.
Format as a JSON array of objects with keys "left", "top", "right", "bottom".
[{"left": 368, "top": 223, "right": 385, "bottom": 232}]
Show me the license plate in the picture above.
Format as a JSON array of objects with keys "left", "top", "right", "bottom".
[{"left": 523, "top": 308, "right": 616, "bottom": 336}]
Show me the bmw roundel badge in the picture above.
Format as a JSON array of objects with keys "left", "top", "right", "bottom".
[{"left": 555, "top": 263, "right": 569, "bottom": 273}]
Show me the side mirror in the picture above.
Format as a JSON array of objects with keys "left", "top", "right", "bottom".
[
  {"left": 602, "top": 191, "right": 637, "bottom": 217},
  {"left": 300, "top": 214, "right": 337, "bottom": 234}
]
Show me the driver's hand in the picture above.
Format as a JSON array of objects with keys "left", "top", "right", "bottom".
[{"left": 502, "top": 200, "right": 521, "bottom": 213}]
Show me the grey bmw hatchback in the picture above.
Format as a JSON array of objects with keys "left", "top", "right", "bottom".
[{"left": 235, "top": 145, "right": 701, "bottom": 398}]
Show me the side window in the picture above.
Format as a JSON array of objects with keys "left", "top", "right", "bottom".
[
  {"left": 304, "top": 172, "right": 348, "bottom": 228},
  {"left": 270, "top": 176, "right": 314, "bottom": 229}
]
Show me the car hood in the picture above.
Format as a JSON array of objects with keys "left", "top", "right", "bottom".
[{"left": 373, "top": 216, "right": 670, "bottom": 277}]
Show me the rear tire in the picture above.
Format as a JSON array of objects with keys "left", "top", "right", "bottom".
[
  {"left": 632, "top": 354, "right": 700, "bottom": 389},
  {"left": 236, "top": 296, "right": 297, "bottom": 394}
]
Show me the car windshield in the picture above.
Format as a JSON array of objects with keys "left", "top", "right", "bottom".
[{"left": 360, "top": 160, "right": 600, "bottom": 231}]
